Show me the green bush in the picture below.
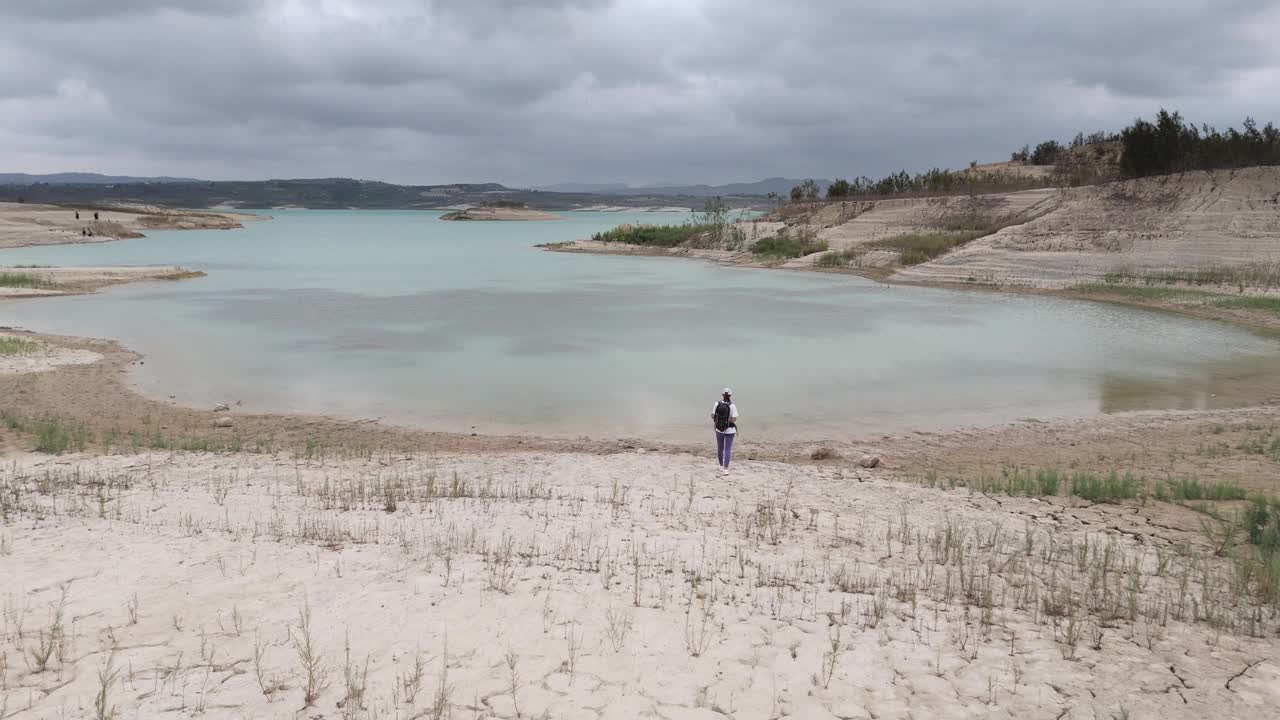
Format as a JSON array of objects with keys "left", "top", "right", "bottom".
[
  {"left": 591, "top": 223, "right": 711, "bottom": 247},
  {"left": 752, "top": 228, "right": 827, "bottom": 260}
]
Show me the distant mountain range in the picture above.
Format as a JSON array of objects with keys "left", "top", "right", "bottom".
[
  {"left": 0, "top": 172, "right": 203, "bottom": 185},
  {"left": 535, "top": 177, "right": 832, "bottom": 197},
  {"left": 0, "top": 177, "right": 771, "bottom": 211}
]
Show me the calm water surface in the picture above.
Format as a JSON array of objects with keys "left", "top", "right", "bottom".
[{"left": 4, "top": 209, "right": 1279, "bottom": 441}]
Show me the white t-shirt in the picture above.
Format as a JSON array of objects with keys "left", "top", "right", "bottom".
[{"left": 712, "top": 401, "right": 739, "bottom": 434}]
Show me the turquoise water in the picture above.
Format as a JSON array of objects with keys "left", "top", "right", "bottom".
[{"left": 4, "top": 209, "right": 1280, "bottom": 441}]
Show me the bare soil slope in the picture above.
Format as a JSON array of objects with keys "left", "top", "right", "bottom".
[
  {"left": 894, "top": 167, "right": 1280, "bottom": 287},
  {"left": 779, "top": 189, "right": 1058, "bottom": 269}
]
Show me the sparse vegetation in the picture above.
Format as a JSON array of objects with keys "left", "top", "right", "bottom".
[
  {"left": 867, "top": 230, "right": 989, "bottom": 265},
  {"left": 1074, "top": 282, "right": 1280, "bottom": 315},
  {"left": 751, "top": 226, "right": 826, "bottom": 260},
  {"left": 0, "top": 273, "right": 58, "bottom": 290},
  {"left": 4, "top": 423, "right": 1280, "bottom": 717},
  {"left": 814, "top": 248, "right": 866, "bottom": 269},
  {"left": 0, "top": 337, "right": 41, "bottom": 355},
  {"left": 291, "top": 600, "right": 329, "bottom": 708}
]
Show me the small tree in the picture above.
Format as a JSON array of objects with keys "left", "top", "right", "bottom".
[
  {"left": 692, "top": 196, "right": 729, "bottom": 245},
  {"left": 1010, "top": 145, "right": 1030, "bottom": 162},
  {"left": 826, "top": 178, "right": 850, "bottom": 199},
  {"left": 1031, "top": 140, "right": 1062, "bottom": 165},
  {"left": 800, "top": 179, "right": 820, "bottom": 201},
  {"left": 789, "top": 185, "right": 804, "bottom": 203}
]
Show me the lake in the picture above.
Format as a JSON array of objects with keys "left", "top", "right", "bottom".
[{"left": 4, "top": 209, "right": 1279, "bottom": 441}]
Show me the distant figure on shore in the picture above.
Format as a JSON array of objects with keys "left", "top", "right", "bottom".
[
  {"left": 80, "top": 228, "right": 86, "bottom": 236},
  {"left": 94, "top": 211, "right": 99, "bottom": 221},
  {"left": 711, "top": 388, "right": 739, "bottom": 475},
  {"left": 75, "top": 211, "right": 80, "bottom": 220}
]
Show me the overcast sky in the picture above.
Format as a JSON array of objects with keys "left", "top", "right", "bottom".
[{"left": 2, "top": 0, "right": 1278, "bottom": 186}]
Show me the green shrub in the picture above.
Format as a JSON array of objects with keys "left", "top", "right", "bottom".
[
  {"left": 752, "top": 228, "right": 827, "bottom": 260},
  {"left": 591, "top": 223, "right": 712, "bottom": 247}
]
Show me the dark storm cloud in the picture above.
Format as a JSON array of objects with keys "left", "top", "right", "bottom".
[{"left": 1, "top": 0, "right": 1277, "bottom": 185}]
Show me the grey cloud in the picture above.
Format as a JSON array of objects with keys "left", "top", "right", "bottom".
[
  {"left": 0, "top": 0, "right": 1277, "bottom": 185},
  {"left": 0, "top": 0, "right": 258, "bottom": 20}
]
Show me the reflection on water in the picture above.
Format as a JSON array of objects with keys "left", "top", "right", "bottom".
[
  {"left": 1099, "top": 354, "right": 1280, "bottom": 414},
  {"left": 2, "top": 209, "right": 1279, "bottom": 441}
]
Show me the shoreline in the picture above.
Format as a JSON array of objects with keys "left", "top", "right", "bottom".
[
  {"left": 543, "top": 240, "right": 1280, "bottom": 334},
  {"left": 2, "top": 326, "right": 1277, "bottom": 482},
  {"left": 0, "top": 200, "right": 262, "bottom": 250},
  {"left": 440, "top": 206, "right": 560, "bottom": 221},
  {"left": 0, "top": 265, "right": 206, "bottom": 297}
]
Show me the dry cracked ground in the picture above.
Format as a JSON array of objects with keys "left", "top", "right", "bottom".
[{"left": 2, "top": 448, "right": 1278, "bottom": 720}]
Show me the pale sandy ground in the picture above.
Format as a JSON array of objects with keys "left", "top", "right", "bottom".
[
  {"left": 0, "top": 334, "right": 100, "bottom": 374},
  {"left": 0, "top": 266, "right": 202, "bottom": 297},
  {"left": 3, "top": 446, "right": 1278, "bottom": 720},
  {"left": 439, "top": 207, "right": 560, "bottom": 221},
  {"left": 0, "top": 203, "right": 259, "bottom": 250}
]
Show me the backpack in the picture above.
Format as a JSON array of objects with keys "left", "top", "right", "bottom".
[{"left": 714, "top": 401, "right": 732, "bottom": 432}]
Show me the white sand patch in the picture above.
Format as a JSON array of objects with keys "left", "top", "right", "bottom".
[
  {"left": 0, "top": 334, "right": 100, "bottom": 374},
  {"left": 1, "top": 450, "right": 1275, "bottom": 719}
]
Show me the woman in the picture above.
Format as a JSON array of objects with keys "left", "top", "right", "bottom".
[{"left": 711, "top": 388, "right": 739, "bottom": 475}]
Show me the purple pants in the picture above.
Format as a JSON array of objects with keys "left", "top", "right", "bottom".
[{"left": 716, "top": 431, "right": 735, "bottom": 468}]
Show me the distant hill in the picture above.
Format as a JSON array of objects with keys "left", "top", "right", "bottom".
[
  {"left": 0, "top": 177, "right": 768, "bottom": 211},
  {"left": 535, "top": 182, "right": 631, "bottom": 193},
  {"left": 537, "top": 177, "right": 831, "bottom": 198},
  {"left": 0, "top": 172, "right": 203, "bottom": 185}
]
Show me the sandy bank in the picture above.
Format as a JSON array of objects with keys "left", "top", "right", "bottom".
[
  {"left": 0, "top": 265, "right": 204, "bottom": 297},
  {"left": 0, "top": 332, "right": 101, "bottom": 375},
  {"left": 440, "top": 206, "right": 560, "bottom": 221},
  {"left": 3, "top": 430, "right": 1280, "bottom": 719},
  {"left": 0, "top": 201, "right": 262, "bottom": 249}
]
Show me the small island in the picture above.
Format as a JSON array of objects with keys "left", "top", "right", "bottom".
[{"left": 439, "top": 200, "right": 559, "bottom": 221}]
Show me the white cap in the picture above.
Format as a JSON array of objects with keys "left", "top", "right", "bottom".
[{"left": 722, "top": 387, "right": 733, "bottom": 396}]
